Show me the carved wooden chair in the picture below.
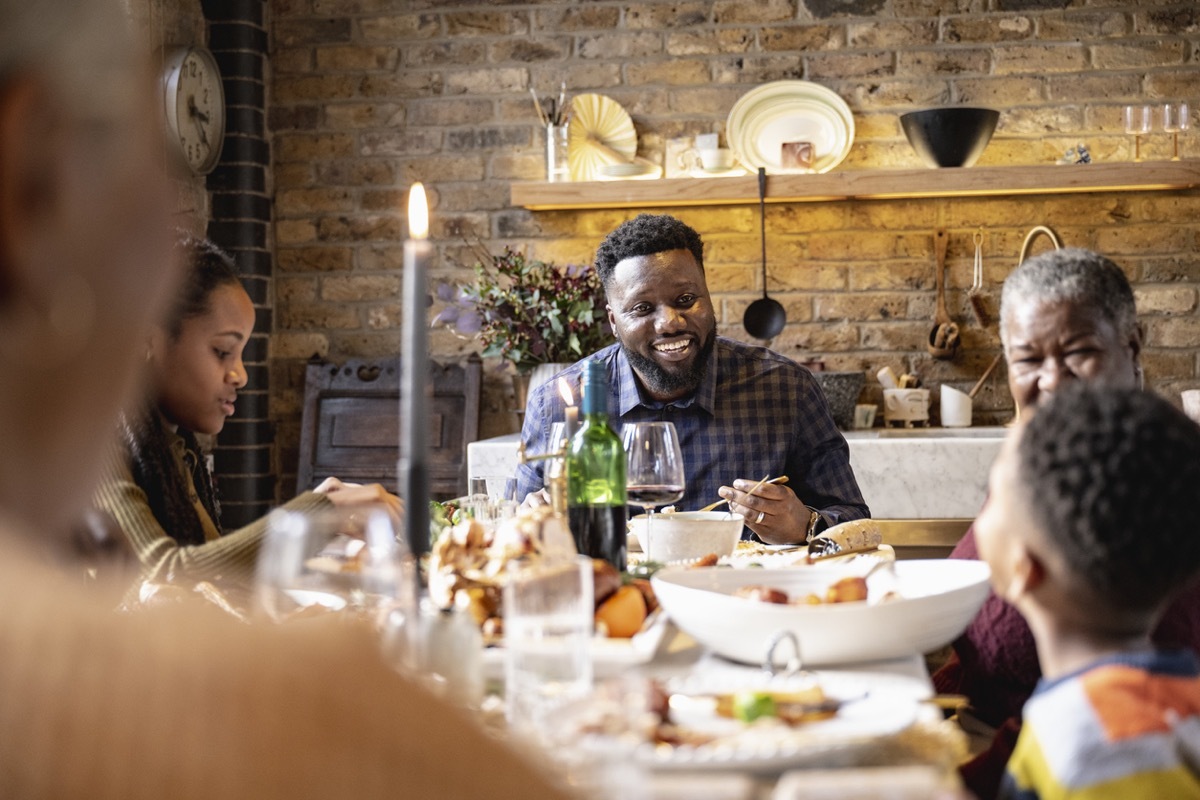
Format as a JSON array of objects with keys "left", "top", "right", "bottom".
[{"left": 296, "top": 355, "right": 481, "bottom": 500}]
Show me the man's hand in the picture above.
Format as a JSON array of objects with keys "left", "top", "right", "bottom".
[
  {"left": 520, "top": 488, "right": 551, "bottom": 510},
  {"left": 718, "top": 479, "right": 811, "bottom": 545}
]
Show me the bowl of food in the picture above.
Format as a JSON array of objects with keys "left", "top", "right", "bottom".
[
  {"left": 652, "top": 560, "right": 990, "bottom": 665},
  {"left": 899, "top": 107, "right": 1000, "bottom": 168},
  {"left": 628, "top": 511, "right": 744, "bottom": 564}
]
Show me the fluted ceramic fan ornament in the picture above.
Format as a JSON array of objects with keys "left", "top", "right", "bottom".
[{"left": 567, "top": 93, "right": 637, "bottom": 182}]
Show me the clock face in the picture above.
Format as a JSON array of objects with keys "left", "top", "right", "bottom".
[{"left": 165, "top": 48, "right": 225, "bottom": 175}]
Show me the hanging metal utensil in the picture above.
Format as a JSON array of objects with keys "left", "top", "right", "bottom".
[
  {"left": 743, "top": 167, "right": 787, "bottom": 340},
  {"left": 967, "top": 226, "right": 990, "bottom": 328}
]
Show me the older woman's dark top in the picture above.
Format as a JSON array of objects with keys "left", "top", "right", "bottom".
[{"left": 935, "top": 525, "right": 1200, "bottom": 799}]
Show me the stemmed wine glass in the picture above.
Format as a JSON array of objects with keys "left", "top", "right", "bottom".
[
  {"left": 1163, "top": 101, "right": 1190, "bottom": 162},
  {"left": 1124, "top": 104, "right": 1151, "bottom": 162},
  {"left": 621, "top": 421, "right": 685, "bottom": 562}
]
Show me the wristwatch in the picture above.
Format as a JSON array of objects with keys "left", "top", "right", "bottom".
[{"left": 804, "top": 507, "right": 822, "bottom": 542}]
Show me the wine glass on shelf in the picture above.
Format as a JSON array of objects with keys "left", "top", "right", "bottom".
[
  {"left": 1124, "top": 104, "right": 1152, "bottom": 162},
  {"left": 1163, "top": 101, "right": 1190, "bottom": 161},
  {"left": 621, "top": 421, "right": 685, "bottom": 562}
]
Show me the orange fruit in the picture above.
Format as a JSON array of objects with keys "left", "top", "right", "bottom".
[{"left": 594, "top": 585, "right": 646, "bottom": 639}]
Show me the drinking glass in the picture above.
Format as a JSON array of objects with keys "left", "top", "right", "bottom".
[
  {"left": 621, "top": 421, "right": 686, "bottom": 561},
  {"left": 256, "top": 506, "right": 414, "bottom": 626},
  {"left": 1124, "top": 104, "right": 1152, "bottom": 162},
  {"left": 468, "top": 475, "right": 518, "bottom": 522},
  {"left": 504, "top": 554, "right": 594, "bottom": 736},
  {"left": 545, "top": 122, "right": 569, "bottom": 182},
  {"left": 1163, "top": 101, "right": 1190, "bottom": 161}
]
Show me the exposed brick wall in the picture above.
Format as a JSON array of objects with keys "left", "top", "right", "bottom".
[{"left": 269, "top": 0, "right": 1200, "bottom": 499}]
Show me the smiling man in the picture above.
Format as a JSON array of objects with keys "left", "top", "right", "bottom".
[{"left": 517, "top": 214, "right": 868, "bottom": 544}]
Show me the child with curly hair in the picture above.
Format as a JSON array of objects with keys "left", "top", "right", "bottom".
[{"left": 974, "top": 384, "right": 1200, "bottom": 799}]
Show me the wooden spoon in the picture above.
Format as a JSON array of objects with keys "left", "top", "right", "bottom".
[{"left": 927, "top": 229, "right": 960, "bottom": 360}]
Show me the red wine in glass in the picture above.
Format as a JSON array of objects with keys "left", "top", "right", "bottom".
[
  {"left": 621, "top": 422, "right": 686, "bottom": 562},
  {"left": 627, "top": 484, "right": 685, "bottom": 507}
]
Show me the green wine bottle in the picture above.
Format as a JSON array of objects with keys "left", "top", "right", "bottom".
[{"left": 566, "top": 360, "right": 627, "bottom": 570}]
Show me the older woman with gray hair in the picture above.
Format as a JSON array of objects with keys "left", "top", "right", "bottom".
[{"left": 935, "top": 247, "right": 1200, "bottom": 798}]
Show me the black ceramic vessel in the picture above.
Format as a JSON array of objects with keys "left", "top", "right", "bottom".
[
  {"left": 812, "top": 371, "right": 866, "bottom": 431},
  {"left": 900, "top": 107, "right": 1001, "bottom": 168}
]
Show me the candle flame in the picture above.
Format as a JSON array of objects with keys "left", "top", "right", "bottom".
[
  {"left": 558, "top": 377, "right": 575, "bottom": 406},
  {"left": 408, "top": 182, "right": 428, "bottom": 240}
]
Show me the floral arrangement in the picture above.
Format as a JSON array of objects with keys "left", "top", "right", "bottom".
[{"left": 432, "top": 246, "right": 614, "bottom": 375}]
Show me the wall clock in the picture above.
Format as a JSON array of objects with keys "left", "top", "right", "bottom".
[{"left": 161, "top": 46, "right": 225, "bottom": 175}]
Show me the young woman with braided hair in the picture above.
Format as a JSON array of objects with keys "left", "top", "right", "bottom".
[{"left": 94, "top": 234, "right": 400, "bottom": 589}]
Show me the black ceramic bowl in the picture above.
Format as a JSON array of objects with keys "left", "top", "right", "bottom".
[
  {"left": 900, "top": 107, "right": 1000, "bottom": 168},
  {"left": 812, "top": 371, "right": 866, "bottom": 431}
]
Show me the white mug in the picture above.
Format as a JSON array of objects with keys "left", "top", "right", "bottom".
[
  {"left": 940, "top": 385, "right": 972, "bottom": 428},
  {"left": 699, "top": 148, "right": 736, "bottom": 171},
  {"left": 1182, "top": 390, "right": 1200, "bottom": 424}
]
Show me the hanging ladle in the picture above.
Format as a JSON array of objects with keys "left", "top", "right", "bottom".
[
  {"left": 927, "top": 228, "right": 960, "bottom": 360},
  {"left": 743, "top": 167, "right": 787, "bottom": 340}
]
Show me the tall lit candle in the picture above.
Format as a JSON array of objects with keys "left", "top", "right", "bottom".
[
  {"left": 558, "top": 377, "right": 579, "bottom": 441},
  {"left": 401, "top": 183, "right": 431, "bottom": 560}
]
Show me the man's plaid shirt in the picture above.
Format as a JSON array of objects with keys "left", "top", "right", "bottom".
[{"left": 516, "top": 337, "right": 869, "bottom": 537}]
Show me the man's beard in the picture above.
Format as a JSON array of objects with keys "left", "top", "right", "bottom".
[{"left": 622, "top": 326, "right": 716, "bottom": 398}]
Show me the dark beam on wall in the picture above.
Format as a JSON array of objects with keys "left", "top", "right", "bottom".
[{"left": 202, "top": 0, "right": 272, "bottom": 529}]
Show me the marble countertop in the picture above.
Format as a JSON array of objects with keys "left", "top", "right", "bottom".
[{"left": 467, "top": 427, "right": 1008, "bottom": 520}]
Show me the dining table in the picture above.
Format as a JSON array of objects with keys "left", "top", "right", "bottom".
[{"left": 473, "top": 606, "right": 968, "bottom": 800}]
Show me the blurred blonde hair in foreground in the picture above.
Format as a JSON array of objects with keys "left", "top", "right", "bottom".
[
  {"left": 0, "top": 2, "right": 573, "bottom": 798},
  {"left": 0, "top": 0, "right": 176, "bottom": 543}
]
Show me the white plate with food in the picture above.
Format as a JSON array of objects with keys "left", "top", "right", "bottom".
[
  {"left": 561, "top": 671, "right": 918, "bottom": 774},
  {"left": 652, "top": 560, "right": 989, "bottom": 665},
  {"left": 722, "top": 543, "right": 897, "bottom": 570},
  {"left": 727, "top": 80, "right": 854, "bottom": 174}
]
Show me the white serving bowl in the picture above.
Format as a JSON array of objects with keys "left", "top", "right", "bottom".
[
  {"left": 628, "top": 511, "right": 744, "bottom": 563},
  {"left": 652, "top": 560, "right": 990, "bottom": 665}
]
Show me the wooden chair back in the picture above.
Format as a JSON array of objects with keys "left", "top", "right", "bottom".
[{"left": 296, "top": 356, "right": 481, "bottom": 500}]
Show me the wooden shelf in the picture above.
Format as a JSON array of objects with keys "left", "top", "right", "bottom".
[{"left": 510, "top": 160, "right": 1200, "bottom": 210}]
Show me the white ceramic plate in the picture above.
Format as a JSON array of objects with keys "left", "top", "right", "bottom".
[
  {"left": 722, "top": 544, "right": 896, "bottom": 570},
  {"left": 652, "top": 560, "right": 989, "bottom": 665},
  {"left": 597, "top": 157, "right": 663, "bottom": 181},
  {"left": 642, "top": 699, "right": 917, "bottom": 773},
  {"left": 689, "top": 166, "right": 750, "bottom": 178},
  {"left": 727, "top": 81, "right": 854, "bottom": 174},
  {"left": 283, "top": 589, "right": 348, "bottom": 611},
  {"left": 570, "top": 671, "right": 917, "bottom": 774}
]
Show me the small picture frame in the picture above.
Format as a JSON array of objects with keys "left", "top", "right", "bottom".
[{"left": 781, "top": 140, "right": 814, "bottom": 171}]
